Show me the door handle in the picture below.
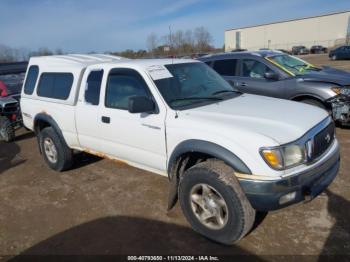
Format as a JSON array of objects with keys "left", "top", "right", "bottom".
[
  {"left": 101, "top": 116, "right": 110, "bottom": 124},
  {"left": 240, "top": 82, "right": 247, "bottom": 87}
]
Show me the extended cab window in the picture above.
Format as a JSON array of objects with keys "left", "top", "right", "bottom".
[
  {"left": 24, "top": 66, "right": 39, "bottom": 95},
  {"left": 242, "top": 59, "right": 272, "bottom": 79},
  {"left": 105, "top": 69, "right": 149, "bottom": 110},
  {"left": 37, "top": 73, "right": 73, "bottom": 100},
  {"left": 85, "top": 70, "right": 103, "bottom": 105},
  {"left": 213, "top": 59, "right": 238, "bottom": 76}
]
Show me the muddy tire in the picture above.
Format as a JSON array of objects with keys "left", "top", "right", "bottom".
[
  {"left": 178, "top": 159, "right": 255, "bottom": 245},
  {"left": 0, "top": 116, "right": 15, "bottom": 142},
  {"left": 39, "top": 127, "right": 73, "bottom": 171}
]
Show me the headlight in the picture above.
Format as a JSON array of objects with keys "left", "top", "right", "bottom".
[
  {"left": 331, "top": 87, "right": 350, "bottom": 96},
  {"left": 340, "top": 88, "right": 350, "bottom": 96},
  {"left": 260, "top": 144, "right": 306, "bottom": 170},
  {"left": 331, "top": 87, "right": 341, "bottom": 95}
]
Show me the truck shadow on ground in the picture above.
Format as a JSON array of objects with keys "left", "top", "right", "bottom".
[
  {"left": 0, "top": 141, "right": 26, "bottom": 174},
  {"left": 13, "top": 131, "right": 35, "bottom": 142},
  {"left": 13, "top": 216, "right": 264, "bottom": 260},
  {"left": 70, "top": 152, "right": 102, "bottom": 170},
  {"left": 319, "top": 189, "right": 350, "bottom": 260}
]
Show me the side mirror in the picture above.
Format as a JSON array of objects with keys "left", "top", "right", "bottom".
[
  {"left": 128, "top": 96, "right": 155, "bottom": 114},
  {"left": 264, "top": 72, "right": 279, "bottom": 81}
]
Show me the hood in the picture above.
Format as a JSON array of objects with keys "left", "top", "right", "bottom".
[
  {"left": 181, "top": 94, "right": 328, "bottom": 145},
  {"left": 300, "top": 66, "right": 350, "bottom": 86}
]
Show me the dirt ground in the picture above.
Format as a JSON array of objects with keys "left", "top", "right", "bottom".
[{"left": 0, "top": 54, "right": 350, "bottom": 260}]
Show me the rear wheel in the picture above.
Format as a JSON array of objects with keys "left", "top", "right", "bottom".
[
  {"left": 39, "top": 127, "right": 73, "bottom": 171},
  {"left": 0, "top": 116, "right": 15, "bottom": 142},
  {"left": 179, "top": 160, "right": 255, "bottom": 245}
]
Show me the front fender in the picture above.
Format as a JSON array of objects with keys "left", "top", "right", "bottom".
[
  {"left": 167, "top": 139, "right": 251, "bottom": 178},
  {"left": 166, "top": 139, "right": 251, "bottom": 210}
]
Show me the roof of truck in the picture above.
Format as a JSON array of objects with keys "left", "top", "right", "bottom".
[
  {"left": 29, "top": 54, "right": 127, "bottom": 68},
  {"left": 29, "top": 54, "right": 199, "bottom": 71},
  {"left": 29, "top": 54, "right": 199, "bottom": 70}
]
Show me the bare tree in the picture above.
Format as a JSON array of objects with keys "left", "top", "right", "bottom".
[
  {"left": 0, "top": 44, "right": 16, "bottom": 62},
  {"left": 194, "top": 26, "right": 213, "bottom": 52},
  {"left": 146, "top": 33, "right": 158, "bottom": 55},
  {"left": 55, "top": 48, "right": 64, "bottom": 55}
]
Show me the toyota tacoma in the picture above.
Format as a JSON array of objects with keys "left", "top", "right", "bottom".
[{"left": 20, "top": 54, "right": 340, "bottom": 244}]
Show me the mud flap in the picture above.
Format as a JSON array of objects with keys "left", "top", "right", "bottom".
[
  {"left": 167, "top": 156, "right": 190, "bottom": 211},
  {"left": 167, "top": 175, "right": 179, "bottom": 210}
]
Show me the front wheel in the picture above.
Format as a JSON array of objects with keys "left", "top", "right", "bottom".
[
  {"left": 331, "top": 55, "right": 337, "bottom": 61},
  {"left": 179, "top": 160, "right": 255, "bottom": 245}
]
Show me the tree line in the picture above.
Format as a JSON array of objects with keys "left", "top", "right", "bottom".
[{"left": 0, "top": 27, "right": 218, "bottom": 62}]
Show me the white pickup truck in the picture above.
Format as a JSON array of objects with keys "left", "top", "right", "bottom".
[{"left": 21, "top": 54, "right": 340, "bottom": 244}]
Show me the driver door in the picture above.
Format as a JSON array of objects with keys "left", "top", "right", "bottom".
[{"left": 93, "top": 68, "right": 167, "bottom": 173}]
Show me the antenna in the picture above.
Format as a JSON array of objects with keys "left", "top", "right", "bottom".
[{"left": 169, "top": 25, "right": 174, "bottom": 64}]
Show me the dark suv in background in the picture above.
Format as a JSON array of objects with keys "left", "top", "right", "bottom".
[
  {"left": 199, "top": 50, "right": 350, "bottom": 126},
  {"left": 292, "top": 46, "right": 309, "bottom": 55},
  {"left": 310, "top": 45, "right": 328, "bottom": 54}
]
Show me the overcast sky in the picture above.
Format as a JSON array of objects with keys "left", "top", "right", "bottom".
[{"left": 1, "top": 0, "right": 350, "bottom": 53}]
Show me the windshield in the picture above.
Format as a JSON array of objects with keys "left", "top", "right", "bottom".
[
  {"left": 153, "top": 62, "right": 239, "bottom": 110},
  {"left": 266, "top": 54, "right": 320, "bottom": 76}
]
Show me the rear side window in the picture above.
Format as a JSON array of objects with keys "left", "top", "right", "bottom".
[
  {"left": 85, "top": 70, "right": 103, "bottom": 105},
  {"left": 37, "top": 73, "right": 73, "bottom": 100},
  {"left": 24, "top": 66, "right": 39, "bottom": 95},
  {"left": 213, "top": 59, "right": 237, "bottom": 76}
]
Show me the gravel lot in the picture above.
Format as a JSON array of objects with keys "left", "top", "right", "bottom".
[{"left": 0, "top": 54, "right": 349, "bottom": 259}]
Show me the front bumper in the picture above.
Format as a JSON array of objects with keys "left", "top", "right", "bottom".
[
  {"left": 238, "top": 142, "right": 340, "bottom": 211},
  {"left": 328, "top": 95, "right": 350, "bottom": 125}
]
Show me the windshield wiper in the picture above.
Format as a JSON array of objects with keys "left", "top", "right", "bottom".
[
  {"left": 169, "top": 97, "right": 223, "bottom": 104},
  {"left": 212, "top": 90, "right": 241, "bottom": 95}
]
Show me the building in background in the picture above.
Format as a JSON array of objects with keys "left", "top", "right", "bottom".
[{"left": 225, "top": 11, "right": 350, "bottom": 52}]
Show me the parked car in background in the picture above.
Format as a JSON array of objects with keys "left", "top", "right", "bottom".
[
  {"left": 329, "top": 45, "right": 350, "bottom": 60},
  {"left": 21, "top": 54, "right": 340, "bottom": 245},
  {"left": 200, "top": 50, "right": 350, "bottom": 126},
  {"left": 0, "top": 62, "right": 27, "bottom": 141},
  {"left": 191, "top": 53, "right": 209, "bottom": 59},
  {"left": 276, "top": 49, "right": 292, "bottom": 55},
  {"left": 292, "top": 46, "right": 309, "bottom": 55},
  {"left": 231, "top": 48, "right": 247, "bottom": 52},
  {"left": 310, "top": 45, "right": 328, "bottom": 54}
]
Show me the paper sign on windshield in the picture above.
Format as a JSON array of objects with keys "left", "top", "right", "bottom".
[{"left": 147, "top": 65, "right": 173, "bottom": 80}]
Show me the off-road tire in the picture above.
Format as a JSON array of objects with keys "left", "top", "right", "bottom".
[
  {"left": 0, "top": 116, "right": 15, "bottom": 142},
  {"left": 39, "top": 127, "right": 73, "bottom": 171},
  {"left": 178, "top": 159, "right": 255, "bottom": 245}
]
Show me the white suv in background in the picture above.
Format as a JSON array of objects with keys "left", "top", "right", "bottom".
[{"left": 20, "top": 54, "right": 340, "bottom": 244}]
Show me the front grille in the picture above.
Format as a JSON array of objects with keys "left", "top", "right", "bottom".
[{"left": 312, "top": 122, "right": 335, "bottom": 160}]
